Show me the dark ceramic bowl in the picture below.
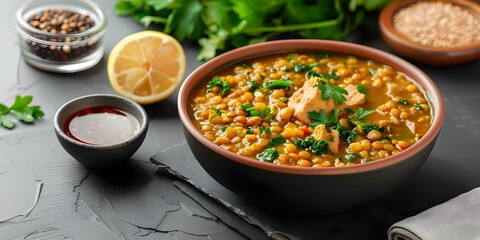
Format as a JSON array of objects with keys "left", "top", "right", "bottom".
[
  {"left": 178, "top": 40, "right": 444, "bottom": 214},
  {"left": 379, "top": 0, "right": 480, "bottom": 66},
  {"left": 54, "top": 94, "right": 148, "bottom": 168}
]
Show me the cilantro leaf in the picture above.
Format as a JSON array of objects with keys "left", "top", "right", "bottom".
[
  {"left": 0, "top": 115, "right": 15, "bottom": 129},
  {"left": 241, "top": 102, "right": 259, "bottom": 117},
  {"left": 13, "top": 110, "right": 35, "bottom": 123},
  {"left": 310, "top": 140, "right": 329, "bottom": 155},
  {"left": 346, "top": 153, "right": 360, "bottom": 163},
  {"left": 0, "top": 104, "right": 9, "bottom": 115},
  {"left": 293, "top": 63, "right": 318, "bottom": 73},
  {"left": 318, "top": 84, "right": 348, "bottom": 105},
  {"left": 356, "top": 107, "right": 375, "bottom": 120},
  {"left": 208, "top": 77, "right": 231, "bottom": 95},
  {"left": 258, "top": 107, "right": 272, "bottom": 121},
  {"left": 257, "top": 148, "right": 279, "bottom": 162},
  {"left": 308, "top": 110, "right": 337, "bottom": 127},
  {"left": 307, "top": 71, "right": 339, "bottom": 81},
  {"left": 266, "top": 136, "right": 286, "bottom": 148},
  {"left": 0, "top": 95, "right": 44, "bottom": 130},
  {"left": 357, "top": 85, "right": 367, "bottom": 94},
  {"left": 10, "top": 95, "right": 33, "bottom": 112},
  {"left": 415, "top": 103, "right": 424, "bottom": 111},
  {"left": 398, "top": 99, "right": 409, "bottom": 105},
  {"left": 295, "top": 136, "right": 329, "bottom": 155},
  {"left": 247, "top": 80, "right": 260, "bottom": 92},
  {"left": 262, "top": 79, "right": 293, "bottom": 90},
  {"left": 117, "top": 0, "right": 391, "bottom": 61}
]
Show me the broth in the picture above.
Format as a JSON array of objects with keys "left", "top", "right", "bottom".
[
  {"left": 189, "top": 52, "right": 432, "bottom": 167},
  {"left": 64, "top": 106, "right": 140, "bottom": 145}
]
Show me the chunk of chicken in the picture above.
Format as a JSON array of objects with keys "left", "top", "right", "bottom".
[
  {"left": 312, "top": 125, "right": 340, "bottom": 154},
  {"left": 287, "top": 77, "right": 335, "bottom": 124},
  {"left": 386, "top": 82, "right": 405, "bottom": 98},
  {"left": 343, "top": 85, "right": 365, "bottom": 107},
  {"left": 405, "top": 120, "right": 416, "bottom": 134}
]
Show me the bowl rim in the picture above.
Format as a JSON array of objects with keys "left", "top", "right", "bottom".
[
  {"left": 379, "top": 0, "right": 480, "bottom": 53},
  {"left": 15, "top": 0, "right": 107, "bottom": 45},
  {"left": 53, "top": 93, "right": 148, "bottom": 149},
  {"left": 178, "top": 39, "right": 444, "bottom": 175}
]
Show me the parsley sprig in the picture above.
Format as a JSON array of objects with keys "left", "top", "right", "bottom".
[
  {"left": 208, "top": 77, "right": 231, "bottom": 95},
  {"left": 308, "top": 109, "right": 339, "bottom": 128},
  {"left": 261, "top": 79, "right": 293, "bottom": 90},
  {"left": 318, "top": 84, "right": 348, "bottom": 105},
  {"left": 0, "top": 95, "right": 44, "bottom": 129},
  {"left": 310, "top": 76, "right": 347, "bottom": 105}
]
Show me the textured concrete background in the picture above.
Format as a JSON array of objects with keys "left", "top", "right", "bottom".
[{"left": 1, "top": 0, "right": 479, "bottom": 239}]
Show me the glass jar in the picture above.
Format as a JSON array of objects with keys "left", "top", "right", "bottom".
[{"left": 16, "top": 0, "right": 106, "bottom": 73}]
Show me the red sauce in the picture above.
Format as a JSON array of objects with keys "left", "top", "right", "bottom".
[{"left": 63, "top": 106, "right": 140, "bottom": 145}]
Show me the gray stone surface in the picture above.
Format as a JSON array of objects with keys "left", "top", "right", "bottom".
[{"left": 1, "top": 0, "right": 479, "bottom": 239}]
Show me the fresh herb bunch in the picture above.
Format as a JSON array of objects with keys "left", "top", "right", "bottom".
[
  {"left": 115, "top": 0, "right": 392, "bottom": 61},
  {"left": 0, "top": 96, "right": 44, "bottom": 129}
]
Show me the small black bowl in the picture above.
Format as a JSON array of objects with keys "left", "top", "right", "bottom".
[{"left": 54, "top": 94, "right": 148, "bottom": 168}]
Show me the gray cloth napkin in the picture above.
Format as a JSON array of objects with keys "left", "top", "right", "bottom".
[{"left": 388, "top": 187, "right": 480, "bottom": 240}]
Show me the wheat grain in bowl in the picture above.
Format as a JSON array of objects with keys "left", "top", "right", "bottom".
[{"left": 178, "top": 40, "right": 444, "bottom": 213}]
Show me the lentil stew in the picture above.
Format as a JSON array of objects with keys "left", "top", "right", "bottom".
[{"left": 189, "top": 52, "right": 433, "bottom": 167}]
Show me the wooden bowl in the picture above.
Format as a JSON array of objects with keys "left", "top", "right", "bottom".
[{"left": 379, "top": 0, "right": 480, "bottom": 66}]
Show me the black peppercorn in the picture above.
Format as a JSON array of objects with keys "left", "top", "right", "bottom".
[{"left": 26, "top": 9, "right": 97, "bottom": 61}]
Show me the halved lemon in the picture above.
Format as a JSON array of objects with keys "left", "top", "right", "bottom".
[{"left": 107, "top": 31, "right": 186, "bottom": 104}]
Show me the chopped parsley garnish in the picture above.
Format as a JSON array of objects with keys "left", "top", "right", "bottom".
[
  {"left": 357, "top": 85, "right": 367, "bottom": 94},
  {"left": 262, "top": 79, "right": 293, "bottom": 90},
  {"left": 293, "top": 63, "right": 319, "bottom": 73},
  {"left": 361, "top": 158, "right": 372, "bottom": 163},
  {"left": 307, "top": 71, "right": 339, "bottom": 81},
  {"left": 220, "top": 125, "right": 227, "bottom": 132},
  {"left": 241, "top": 102, "right": 259, "bottom": 116},
  {"left": 379, "top": 135, "right": 391, "bottom": 141},
  {"left": 208, "top": 77, "right": 231, "bottom": 95},
  {"left": 307, "top": 71, "right": 344, "bottom": 106},
  {"left": 259, "top": 126, "right": 271, "bottom": 135},
  {"left": 295, "top": 136, "right": 315, "bottom": 149},
  {"left": 310, "top": 140, "right": 329, "bottom": 154},
  {"left": 295, "top": 136, "right": 329, "bottom": 155},
  {"left": 398, "top": 99, "right": 409, "bottom": 105},
  {"left": 259, "top": 107, "right": 273, "bottom": 121},
  {"left": 344, "top": 108, "right": 355, "bottom": 115},
  {"left": 346, "top": 153, "right": 360, "bottom": 163},
  {"left": 356, "top": 107, "right": 375, "bottom": 121},
  {"left": 278, "top": 97, "right": 288, "bottom": 103},
  {"left": 318, "top": 83, "right": 348, "bottom": 105},
  {"left": 308, "top": 109, "right": 338, "bottom": 127},
  {"left": 242, "top": 62, "right": 253, "bottom": 68},
  {"left": 286, "top": 54, "right": 298, "bottom": 62},
  {"left": 0, "top": 95, "right": 44, "bottom": 129},
  {"left": 316, "top": 53, "right": 328, "bottom": 60},
  {"left": 350, "top": 107, "right": 375, "bottom": 126},
  {"left": 265, "top": 127, "right": 271, "bottom": 134},
  {"left": 266, "top": 136, "right": 286, "bottom": 148},
  {"left": 257, "top": 148, "right": 278, "bottom": 162},
  {"left": 361, "top": 124, "right": 385, "bottom": 133},
  {"left": 214, "top": 108, "right": 223, "bottom": 115},
  {"left": 346, "top": 130, "right": 358, "bottom": 144},
  {"left": 415, "top": 103, "right": 424, "bottom": 111},
  {"left": 247, "top": 80, "right": 260, "bottom": 92},
  {"left": 368, "top": 68, "right": 377, "bottom": 76}
]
